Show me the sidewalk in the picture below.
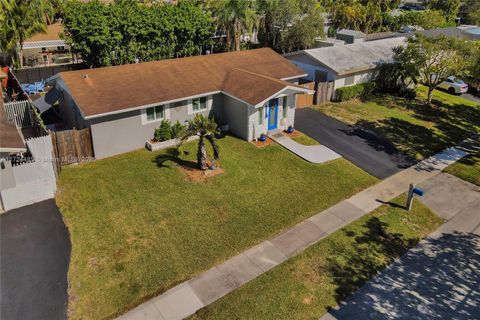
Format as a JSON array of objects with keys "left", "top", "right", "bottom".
[
  {"left": 321, "top": 173, "right": 480, "bottom": 320},
  {"left": 118, "top": 147, "right": 467, "bottom": 320},
  {"left": 267, "top": 131, "right": 341, "bottom": 163}
]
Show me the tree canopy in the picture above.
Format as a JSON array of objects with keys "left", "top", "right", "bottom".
[
  {"left": 1, "top": 0, "right": 53, "bottom": 67},
  {"left": 392, "top": 35, "right": 473, "bottom": 104},
  {"left": 62, "top": 0, "right": 213, "bottom": 68}
]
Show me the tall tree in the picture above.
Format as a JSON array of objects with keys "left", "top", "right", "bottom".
[
  {"left": 393, "top": 35, "right": 471, "bottom": 105},
  {"left": 211, "top": 0, "right": 257, "bottom": 51}
]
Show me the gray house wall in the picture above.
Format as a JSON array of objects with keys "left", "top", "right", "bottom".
[
  {"left": 221, "top": 94, "right": 249, "bottom": 140},
  {"left": 89, "top": 94, "right": 221, "bottom": 159}
]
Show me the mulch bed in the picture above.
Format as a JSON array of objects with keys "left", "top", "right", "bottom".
[
  {"left": 282, "top": 130, "right": 302, "bottom": 138},
  {"left": 180, "top": 162, "right": 224, "bottom": 182},
  {"left": 251, "top": 137, "right": 275, "bottom": 148}
]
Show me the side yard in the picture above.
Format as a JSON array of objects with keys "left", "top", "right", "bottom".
[
  {"left": 56, "top": 135, "right": 377, "bottom": 319},
  {"left": 191, "top": 195, "right": 443, "bottom": 319},
  {"left": 313, "top": 86, "right": 480, "bottom": 161}
]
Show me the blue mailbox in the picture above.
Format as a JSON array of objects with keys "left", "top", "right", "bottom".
[{"left": 412, "top": 187, "right": 424, "bottom": 197}]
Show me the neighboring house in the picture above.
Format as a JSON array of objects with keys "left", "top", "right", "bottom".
[
  {"left": 49, "top": 48, "right": 312, "bottom": 159},
  {"left": 19, "top": 23, "right": 80, "bottom": 69},
  {"left": 284, "top": 37, "right": 405, "bottom": 98},
  {"left": 418, "top": 25, "right": 480, "bottom": 41},
  {"left": 0, "top": 101, "right": 26, "bottom": 159}
]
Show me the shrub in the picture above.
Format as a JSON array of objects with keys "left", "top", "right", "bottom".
[
  {"left": 171, "top": 121, "right": 186, "bottom": 138},
  {"left": 334, "top": 82, "right": 376, "bottom": 102},
  {"left": 154, "top": 120, "right": 173, "bottom": 142}
]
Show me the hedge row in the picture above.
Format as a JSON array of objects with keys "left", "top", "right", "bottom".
[{"left": 334, "top": 82, "right": 376, "bottom": 102}]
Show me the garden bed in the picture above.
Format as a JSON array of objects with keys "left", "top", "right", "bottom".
[{"left": 146, "top": 135, "right": 198, "bottom": 152}]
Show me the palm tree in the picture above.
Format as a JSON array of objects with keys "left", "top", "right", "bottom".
[
  {"left": 1, "top": 0, "right": 53, "bottom": 67},
  {"left": 178, "top": 114, "right": 219, "bottom": 170},
  {"left": 213, "top": 0, "right": 257, "bottom": 51}
]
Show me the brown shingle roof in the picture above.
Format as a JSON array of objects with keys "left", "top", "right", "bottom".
[
  {"left": 0, "top": 100, "right": 26, "bottom": 152},
  {"left": 222, "top": 69, "right": 305, "bottom": 105},
  {"left": 58, "top": 48, "right": 306, "bottom": 118},
  {"left": 25, "top": 23, "right": 63, "bottom": 42}
]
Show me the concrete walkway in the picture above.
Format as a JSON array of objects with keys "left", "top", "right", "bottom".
[
  {"left": 321, "top": 173, "right": 480, "bottom": 320},
  {"left": 117, "top": 147, "right": 467, "bottom": 320},
  {"left": 267, "top": 131, "right": 341, "bottom": 163}
]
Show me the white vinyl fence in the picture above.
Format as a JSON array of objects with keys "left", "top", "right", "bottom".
[
  {"left": 3, "top": 100, "right": 33, "bottom": 128},
  {"left": 0, "top": 135, "right": 56, "bottom": 211}
]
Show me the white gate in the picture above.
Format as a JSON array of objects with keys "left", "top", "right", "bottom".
[{"left": 3, "top": 100, "right": 33, "bottom": 128}]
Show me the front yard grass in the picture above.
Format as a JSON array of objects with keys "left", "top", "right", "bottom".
[
  {"left": 314, "top": 86, "right": 480, "bottom": 161},
  {"left": 443, "top": 139, "right": 480, "bottom": 186},
  {"left": 56, "top": 135, "right": 377, "bottom": 319},
  {"left": 292, "top": 132, "right": 320, "bottom": 146},
  {"left": 191, "top": 195, "right": 443, "bottom": 320}
]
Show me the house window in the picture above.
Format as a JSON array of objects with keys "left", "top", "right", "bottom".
[
  {"left": 258, "top": 108, "right": 263, "bottom": 125},
  {"left": 282, "top": 96, "right": 288, "bottom": 118},
  {"left": 345, "top": 75, "right": 355, "bottom": 86},
  {"left": 145, "top": 105, "right": 164, "bottom": 122},
  {"left": 192, "top": 97, "right": 208, "bottom": 113}
]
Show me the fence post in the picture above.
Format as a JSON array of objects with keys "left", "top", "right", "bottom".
[{"left": 73, "top": 128, "right": 82, "bottom": 162}]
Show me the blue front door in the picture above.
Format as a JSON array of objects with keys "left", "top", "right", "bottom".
[{"left": 268, "top": 98, "right": 278, "bottom": 130}]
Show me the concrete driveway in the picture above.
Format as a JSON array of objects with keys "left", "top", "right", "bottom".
[
  {"left": 295, "top": 108, "right": 414, "bottom": 179},
  {"left": 0, "top": 200, "right": 70, "bottom": 320},
  {"left": 321, "top": 173, "right": 480, "bottom": 320}
]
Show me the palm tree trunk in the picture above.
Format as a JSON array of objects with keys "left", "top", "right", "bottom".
[{"left": 197, "top": 136, "right": 208, "bottom": 170}]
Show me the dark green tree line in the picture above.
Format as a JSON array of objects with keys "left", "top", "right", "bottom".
[{"left": 63, "top": 0, "right": 213, "bottom": 68}]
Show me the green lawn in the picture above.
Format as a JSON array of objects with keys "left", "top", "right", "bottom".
[
  {"left": 57, "top": 135, "right": 377, "bottom": 319},
  {"left": 191, "top": 195, "right": 443, "bottom": 320},
  {"left": 314, "top": 86, "right": 480, "bottom": 161},
  {"left": 292, "top": 132, "right": 320, "bottom": 146},
  {"left": 443, "top": 139, "right": 480, "bottom": 186}
]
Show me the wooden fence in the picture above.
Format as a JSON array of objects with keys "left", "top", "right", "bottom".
[
  {"left": 315, "top": 81, "right": 334, "bottom": 104},
  {"left": 295, "top": 82, "right": 315, "bottom": 108},
  {"left": 3, "top": 100, "right": 32, "bottom": 128},
  {"left": 50, "top": 128, "right": 94, "bottom": 166}
]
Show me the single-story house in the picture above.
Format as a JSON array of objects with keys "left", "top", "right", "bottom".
[
  {"left": 418, "top": 25, "right": 480, "bottom": 41},
  {"left": 284, "top": 37, "right": 405, "bottom": 97},
  {"left": 49, "top": 48, "right": 313, "bottom": 159}
]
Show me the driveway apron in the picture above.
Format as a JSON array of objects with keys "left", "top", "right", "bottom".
[{"left": 295, "top": 108, "right": 415, "bottom": 179}]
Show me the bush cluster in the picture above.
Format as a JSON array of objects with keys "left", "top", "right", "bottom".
[
  {"left": 154, "top": 120, "right": 186, "bottom": 142},
  {"left": 334, "top": 82, "right": 376, "bottom": 102}
]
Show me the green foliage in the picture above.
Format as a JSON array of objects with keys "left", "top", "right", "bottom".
[
  {"left": 63, "top": 0, "right": 213, "bottom": 67},
  {"left": 425, "top": 0, "right": 460, "bottom": 22},
  {"left": 208, "top": 0, "right": 257, "bottom": 52},
  {"left": 154, "top": 120, "right": 173, "bottom": 142},
  {"left": 170, "top": 120, "right": 186, "bottom": 139},
  {"left": 335, "top": 82, "right": 376, "bottom": 102},
  {"left": 180, "top": 114, "right": 219, "bottom": 170},
  {"left": 375, "top": 63, "right": 416, "bottom": 99},
  {"left": 393, "top": 35, "right": 473, "bottom": 104},
  {"left": 154, "top": 120, "right": 186, "bottom": 142},
  {"left": 0, "top": 0, "right": 53, "bottom": 67},
  {"left": 460, "top": 0, "right": 480, "bottom": 25}
]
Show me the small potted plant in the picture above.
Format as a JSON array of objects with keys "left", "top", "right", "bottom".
[
  {"left": 286, "top": 125, "right": 294, "bottom": 134},
  {"left": 259, "top": 133, "right": 267, "bottom": 142}
]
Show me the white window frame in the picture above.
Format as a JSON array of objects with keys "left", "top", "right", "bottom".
[
  {"left": 141, "top": 104, "right": 170, "bottom": 125},
  {"left": 344, "top": 75, "right": 355, "bottom": 86},
  {"left": 188, "top": 95, "right": 212, "bottom": 115}
]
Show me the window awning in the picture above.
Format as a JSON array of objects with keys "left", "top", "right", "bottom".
[{"left": 32, "top": 87, "right": 60, "bottom": 114}]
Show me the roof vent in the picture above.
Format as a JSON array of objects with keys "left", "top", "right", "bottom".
[{"left": 84, "top": 74, "right": 89, "bottom": 79}]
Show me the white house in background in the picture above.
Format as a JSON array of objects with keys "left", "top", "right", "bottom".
[{"left": 284, "top": 37, "right": 405, "bottom": 98}]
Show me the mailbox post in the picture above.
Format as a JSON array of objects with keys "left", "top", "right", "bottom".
[{"left": 406, "top": 183, "right": 424, "bottom": 210}]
